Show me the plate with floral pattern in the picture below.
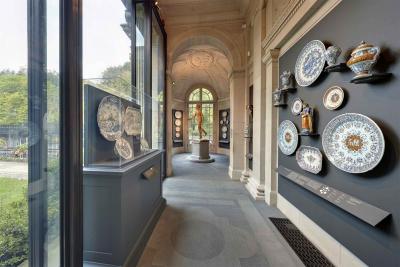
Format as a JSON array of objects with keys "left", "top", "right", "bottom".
[
  {"left": 97, "top": 96, "right": 125, "bottom": 141},
  {"left": 323, "top": 86, "right": 344, "bottom": 110},
  {"left": 124, "top": 107, "right": 142, "bottom": 136},
  {"left": 278, "top": 120, "right": 298, "bottom": 155},
  {"left": 322, "top": 113, "right": 385, "bottom": 173},
  {"left": 295, "top": 40, "right": 326, "bottom": 86},
  {"left": 114, "top": 137, "right": 133, "bottom": 160},
  {"left": 291, "top": 98, "right": 303, "bottom": 115},
  {"left": 296, "top": 146, "right": 323, "bottom": 174}
]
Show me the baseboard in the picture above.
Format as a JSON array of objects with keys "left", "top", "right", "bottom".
[
  {"left": 245, "top": 176, "right": 265, "bottom": 200},
  {"left": 277, "top": 194, "right": 367, "bottom": 267},
  {"left": 123, "top": 197, "right": 166, "bottom": 267},
  {"left": 228, "top": 166, "right": 242, "bottom": 180}
]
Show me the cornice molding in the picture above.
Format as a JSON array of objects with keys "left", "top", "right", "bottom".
[{"left": 262, "top": 0, "right": 306, "bottom": 50}]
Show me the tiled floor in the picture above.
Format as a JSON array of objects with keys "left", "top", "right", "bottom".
[{"left": 137, "top": 153, "right": 304, "bottom": 267}]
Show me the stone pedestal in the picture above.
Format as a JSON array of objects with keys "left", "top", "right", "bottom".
[{"left": 190, "top": 140, "right": 215, "bottom": 163}]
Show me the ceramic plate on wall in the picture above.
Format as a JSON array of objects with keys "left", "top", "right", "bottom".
[
  {"left": 278, "top": 120, "right": 298, "bottom": 155},
  {"left": 175, "top": 110, "right": 182, "bottom": 119},
  {"left": 322, "top": 113, "right": 385, "bottom": 173},
  {"left": 97, "top": 96, "right": 125, "bottom": 141},
  {"left": 124, "top": 107, "right": 142, "bottom": 136},
  {"left": 295, "top": 40, "right": 326, "bottom": 87},
  {"left": 222, "top": 126, "right": 228, "bottom": 133},
  {"left": 115, "top": 137, "right": 133, "bottom": 160},
  {"left": 220, "top": 120, "right": 224, "bottom": 125},
  {"left": 296, "top": 146, "right": 323, "bottom": 174},
  {"left": 323, "top": 86, "right": 344, "bottom": 110},
  {"left": 175, "top": 132, "right": 181, "bottom": 138},
  {"left": 175, "top": 119, "right": 182, "bottom": 126},
  {"left": 222, "top": 111, "right": 228, "bottom": 117},
  {"left": 175, "top": 126, "right": 181, "bottom": 132},
  {"left": 222, "top": 133, "right": 227, "bottom": 139},
  {"left": 291, "top": 98, "right": 303, "bottom": 115}
]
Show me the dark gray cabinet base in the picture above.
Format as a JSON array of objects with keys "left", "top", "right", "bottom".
[{"left": 83, "top": 151, "right": 166, "bottom": 266}]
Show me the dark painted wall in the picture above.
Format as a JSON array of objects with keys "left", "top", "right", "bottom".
[{"left": 278, "top": 1, "right": 400, "bottom": 266}]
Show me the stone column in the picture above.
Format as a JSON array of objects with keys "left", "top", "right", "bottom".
[
  {"left": 229, "top": 70, "right": 246, "bottom": 180},
  {"left": 166, "top": 74, "right": 174, "bottom": 176},
  {"left": 246, "top": 5, "right": 266, "bottom": 200},
  {"left": 263, "top": 48, "right": 280, "bottom": 206}
]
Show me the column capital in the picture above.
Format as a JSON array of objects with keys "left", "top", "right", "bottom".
[{"left": 262, "top": 48, "right": 280, "bottom": 65}]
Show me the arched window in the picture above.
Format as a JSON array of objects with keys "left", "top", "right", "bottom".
[{"left": 188, "top": 88, "right": 214, "bottom": 141}]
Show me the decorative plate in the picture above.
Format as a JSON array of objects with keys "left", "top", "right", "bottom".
[
  {"left": 220, "top": 120, "right": 224, "bottom": 125},
  {"left": 222, "top": 126, "right": 228, "bottom": 133},
  {"left": 141, "top": 138, "right": 149, "bottom": 151},
  {"left": 322, "top": 113, "right": 385, "bottom": 173},
  {"left": 291, "top": 98, "right": 303, "bottom": 115},
  {"left": 222, "top": 133, "right": 227, "bottom": 139},
  {"left": 175, "top": 127, "right": 181, "bottom": 132},
  {"left": 97, "top": 96, "right": 125, "bottom": 141},
  {"left": 124, "top": 107, "right": 142, "bottom": 136},
  {"left": 175, "top": 110, "right": 182, "bottom": 119},
  {"left": 296, "top": 146, "right": 323, "bottom": 174},
  {"left": 222, "top": 111, "right": 228, "bottom": 117},
  {"left": 278, "top": 120, "right": 298, "bottom": 155},
  {"left": 115, "top": 137, "right": 133, "bottom": 160},
  {"left": 175, "top": 132, "right": 181, "bottom": 138},
  {"left": 323, "top": 86, "right": 344, "bottom": 110},
  {"left": 175, "top": 119, "right": 182, "bottom": 126},
  {"left": 295, "top": 40, "right": 326, "bottom": 86}
]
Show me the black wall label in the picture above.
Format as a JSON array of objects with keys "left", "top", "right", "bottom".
[{"left": 278, "top": 166, "right": 391, "bottom": 226}]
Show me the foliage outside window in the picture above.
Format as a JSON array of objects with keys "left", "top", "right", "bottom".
[{"left": 188, "top": 88, "right": 214, "bottom": 141}]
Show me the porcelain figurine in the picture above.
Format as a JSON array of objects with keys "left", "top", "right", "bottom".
[
  {"left": 325, "top": 45, "right": 342, "bottom": 66},
  {"left": 273, "top": 89, "right": 286, "bottom": 107},
  {"left": 347, "top": 41, "right": 380, "bottom": 78},
  {"left": 300, "top": 103, "right": 314, "bottom": 135},
  {"left": 280, "top": 70, "right": 296, "bottom": 91}
]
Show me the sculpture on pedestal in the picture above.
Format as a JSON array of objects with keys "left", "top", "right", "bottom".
[{"left": 192, "top": 103, "right": 207, "bottom": 139}]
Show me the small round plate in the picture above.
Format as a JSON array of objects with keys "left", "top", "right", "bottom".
[
  {"left": 115, "top": 137, "right": 133, "bottom": 160},
  {"left": 295, "top": 40, "right": 326, "bottom": 87},
  {"left": 291, "top": 98, "right": 303, "bottom": 115},
  {"left": 222, "top": 126, "right": 228, "bottom": 133},
  {"left": 175, "top": 132, "right": 181, "bottom": 138},
  {"left": 278, "top": 120, "right": 298, "bottom": 155},
  {"left": 222, "top": 111, "right": 228, "bottom": 117},
  {"left": 220, "top": 120, "right": 224, "bottom": 125},
  {"left": 175, "top": 119, "right": 182, "bottom": 126},
  {"left": 175, "top": 110, "right": 182, "bottom": 119},
  {"left": 222, "top": 133, "right": 227, "bottom": 139},
  {"left": 175, "top": 126, "right": 181, "bottom": 132},
  {"left": 323, "top": 86, "right": 344, "bottom": 110}
]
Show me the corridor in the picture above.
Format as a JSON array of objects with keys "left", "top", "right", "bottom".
[{"left": 138, "top": 154, "right": 304, "bottom": 267}]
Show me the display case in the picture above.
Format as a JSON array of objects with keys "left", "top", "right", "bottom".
[
  {"left": 83, "top": 84, "right": 152, "bottom": 167},
  {"left": 219, "top": 109, "right": 230, "bottom": 148},
  {"left": 172, "top": 109, "right": 184, "bottom": 147}
]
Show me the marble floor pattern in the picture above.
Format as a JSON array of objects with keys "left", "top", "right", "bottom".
[{"left": 138, "top": 153, "right": 304, "bottom": 267}]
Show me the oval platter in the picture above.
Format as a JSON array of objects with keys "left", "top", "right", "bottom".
[
  {"left": 114, "top": 137, "right": 133, "bottom": 160},
  {"left": 97, "top": 96, "right": 125, "bottom": 141},
  {"left": 124, "top": 107, "right": 142, "bottom": 136},
  {"left": 278, "top": 120, "right": 298, "bottom": 155},
  {"left": 296, "top": 146, "right": 323, "bottom": 174},
  {"left": 323, "top": 86, "right": 344, "bottom": 110},
  {"left": 322, "top": 113, "right": 385, "bottom": 173},
  {"left": 295, "top": 40, "right": 326, "bottom": 87},
  {"left": 291, "top": 98, "right": 303, "bottom": 115}
]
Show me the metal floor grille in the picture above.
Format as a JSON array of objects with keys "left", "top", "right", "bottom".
[{"left": 270, "top": 217, "right": 334, "bottom": 267}]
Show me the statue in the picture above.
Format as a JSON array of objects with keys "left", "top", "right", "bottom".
[
  {"left": 192, "top": 103, "right": 207, "bottom": 139},
  {"left": 301, "top": 103, "right": 314, "bottom": 135}
]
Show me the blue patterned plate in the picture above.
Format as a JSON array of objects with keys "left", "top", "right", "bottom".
[
  {"left": 295, "top": 40, "right": 326, "bottom": 87},
  {"left": 278, "top": 120, "right": 298, "bottom": 155},
  {"left": 322, "top": 113, "right": 385, "bottom": 173}
]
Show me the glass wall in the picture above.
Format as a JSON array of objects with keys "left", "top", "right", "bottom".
[{"left": 0, "top": 0, "right": 60, "bottom": 266}]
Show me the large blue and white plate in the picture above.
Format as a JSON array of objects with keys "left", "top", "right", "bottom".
[
  {"left": 97, "top": 96, "right": 125, "bottom": 141},
  {"left": 322, "top": 113, "right": 385, "bottom": 173},
  {"left": 278, "top": 120, "right": 298, "bottom": 155},
  {"left": 295, "top": 40, "right": 326, "bottom": 87}
]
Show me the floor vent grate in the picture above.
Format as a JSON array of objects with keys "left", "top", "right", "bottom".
[{"left": 269, "top": 217, "right": 334, "bottom": 267}]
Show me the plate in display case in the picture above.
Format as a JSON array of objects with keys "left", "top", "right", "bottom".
[
  {"left": 278, "top": 120, "right": 298, "bottom": 155},
  {"left": 291, "top": 98, "right": 303, "bottom": 115},
  {"left": 114, "top": 137, "right": 133, "bottom": 160},
  {"left": 296, "top": 146, "right": 323, "bottom": 174},
  {"left": 175, "top": 119, "right": 182, "bottom": 126},
  {"left": 295, "top": 40, "right": 326, "bottom": 87},
  {"left": 97, "top": 95, "right": 125, "bottom": 141},
  {"left": 124, "top": 106, "right": 142, "bottom": 136},
  {"left": 322, "top": 113, "right": 385, "bottom": 173},
  {"left": 141, "top": 138, "right": 150, "bottom": 151},
  {"left": 175, "top": 110, "right": 182, "bottom": 119},
  {"left": 323, "top": 86, "right": 344, "bottom": 110}
]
